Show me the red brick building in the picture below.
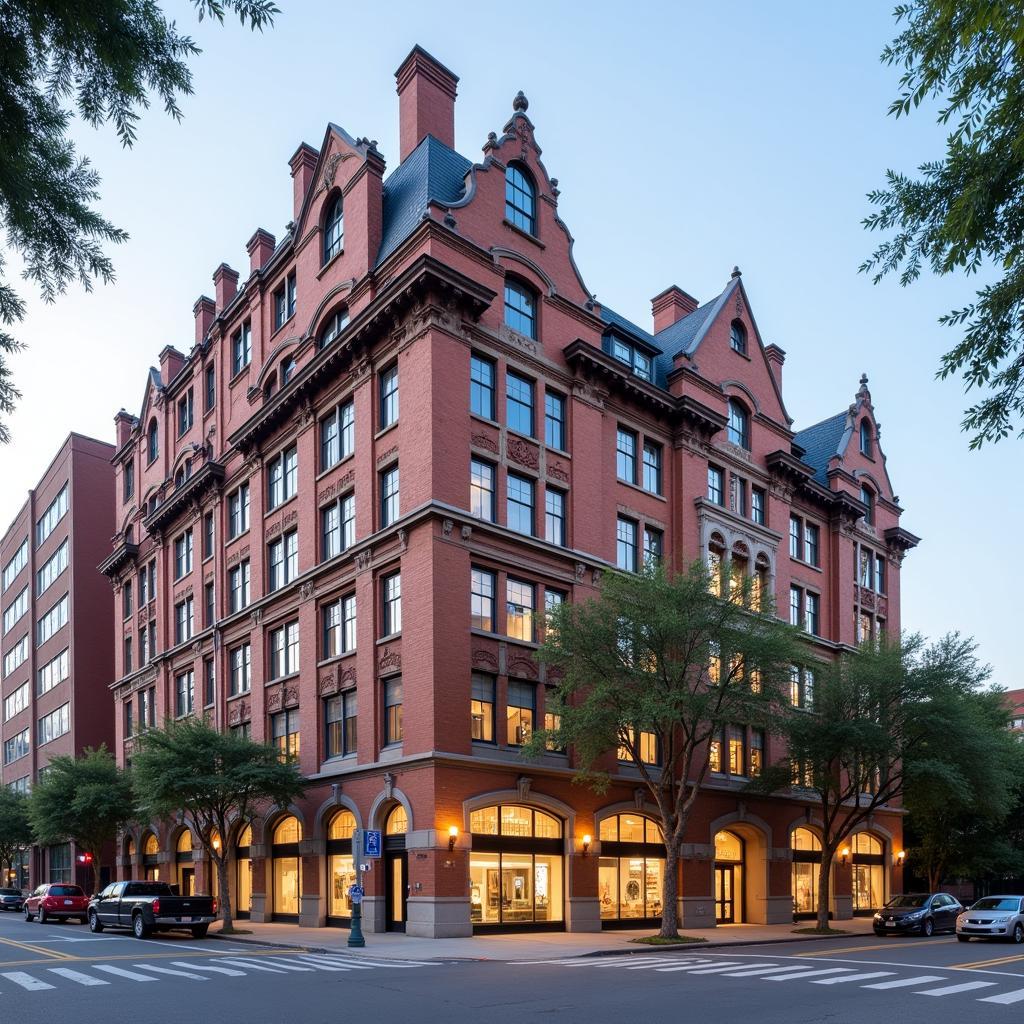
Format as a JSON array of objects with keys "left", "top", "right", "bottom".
[
  {"left": 1, "top": 433, "right": 116, "bottom": 889},
  {"left": 102, "top": 46, "right": 918, "bottom": 936},
  {"left": 1005, "top": 689, "right": 1024, "bottom": 734}
]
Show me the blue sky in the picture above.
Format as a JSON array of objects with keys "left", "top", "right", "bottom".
[{"left": 2, "top": 1, "right": 1016, "bottom": 687}]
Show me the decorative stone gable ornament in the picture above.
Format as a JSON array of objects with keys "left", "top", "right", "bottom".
[
  {"left": 512, "top": 91, "right": 529, "bottom": 113},
  {"left": 383, "top": 772, "right": 395, "bottom": 800},
  {"left": 634, "top": 787, "right": 646, "bottom": 810},
  {"left": 516, "top": 775, "right": 532, "bottom": 802}
]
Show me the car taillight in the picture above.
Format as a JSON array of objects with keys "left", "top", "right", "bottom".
[
  {"left": 212, "top": 898, "right": 218, "bottom": 914},
  {"left": 152, "top": 898, "right": 160, "bottom": 914}
]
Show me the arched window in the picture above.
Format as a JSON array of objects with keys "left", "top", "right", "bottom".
[
  {"left": 851, "top": 832, "right": 885, "bottom": 912},
  {"left": 708, "top": 533, "right": 726, "bottom": 599},
  {"left": 263, "top": 373, "right": 278, "bottom": 399},
  {"left": 713, "top": 830, "right": 745, "bottom": 923},
  {"left": 860, "top": 419, "right": 873, "bottom": 456},
  {"left": 598, "top": 814, "right": 665, "bottom": 922},
  {"left": 730, "top": 320, "right": 747, "bottom": 355},
  {"left": 318, "top": 308, "right": 350, "bottom": 350},
  {"left": 385, "top": 805, "right": 408, "bottom": 835},
  {"left": 727, "top": 399, "right": 750, "bottom": 449},
  {"left": 147, "top": 420, "right": 158, "bottom": 464},
  {"left": 176, "top": 831, "right": 192, "bottom": 855},
  {"left": 273, "top": 815, "right": 301, "bottom": 845},
  {"left": 327, "top": 811, "right": 356, "bottom": 922},
  {"left": 144, "top": 834, "right": 159, "bottom": 856},
  {"left": 328, "top": 810, "right": 357, "bottom": 840},
  {"left": 860, "top": 485, "right": 874, "bottom": 526},
  {"left": 280, "top": 356, "right": 296, "bottom": 387},
  {"left": 792, "top": 827, "right": 822, "bottom": 916},
  {"left": 323, "top": 193, "right": 344, "bottom": 264},
  {"left": 235, "top": 824, "right": 252, "bottom": 917},
  {"left": 505, "top": 164, "right": 536, "bottom": 235},
  {"left": 272, "top": 815, "right": 302, "bottom": 919},
  {"left": 504, "top": 280, "right": 537, "bottom": 339}
]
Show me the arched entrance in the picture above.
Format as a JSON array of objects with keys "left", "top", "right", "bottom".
[
  {"left": 597, "top": 813, "right": 664, "bottom": 927},
  {"left": 175, "top": 831, "right": 194, "bottom": 895},
  {"left": 327, "top": 810, "right": 356, "bottom": 926},
  {"left": 714, "top": 830, "right": 744, "bottom": 924},
  {"left": 468, "top": 803, "right": 564, "bottom": 931},
  {"left": 791, "top": 827, "right": 822, "bottom": 918},
  {"left": 384, "top": 806, "right": 408, "bottom": 933},
  {"left": 851, "top": 833, "right": 885, "bottom": 914},
  {"left": 235, "top": 824, "right": 252, "bottom": 919},
  {"left": 271, "top": 816, "right": 302, "bottom": 922},
  {"left": 142, "top": 834, "right": 160, "bottom": 882}
]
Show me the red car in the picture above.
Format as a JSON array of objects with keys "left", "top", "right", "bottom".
[{"left": 24, "top": 883, "right": 89, "bottom": 924}]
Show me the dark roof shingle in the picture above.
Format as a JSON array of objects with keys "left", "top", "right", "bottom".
[{"left": 794, "top": 412, "right": 849, "bottom": 486}]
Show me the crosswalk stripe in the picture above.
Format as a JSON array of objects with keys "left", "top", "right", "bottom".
[
  {"left": 863, "top": 976, "right": 946, "bottom": 990},
  {"left": 654, "top": 961, "right": 742, "bottom": 973},
  {"left": 979, "top": 989, "right": 1024, "bottom": 1005},
  {"left": 688, "top": 963, "right": 778, "bottom": 975},
  {"left": 310, "top": 954, "right": 429, "bottom": 968},
  {"left": 132, "top": 964, "right": 208, "bottom": 981},
  {"left": 765, "top": 968, "right": 855, "bottom": 981},
  {"left": 257, "top": 957, "right": 318, "bottom": 972},
  {"left": 1, "top": 971, "right": 55, "bottom": 991},
  {"left": 811, "top": 972, "right": 895, "bottom": 985},
  {"left": 172, "top": 961, "right": 247, "bottom": 977},
  {"left": 722, "top": 966, "right": 804, "bottom": 977},
  {"left": 917, "top": 981, "right": 997, "bottom": 997},
  {"left": 220, "top": 957, "right": 310, "bottom": 973},
  {"left": 93, "top": 965, "right": 158, "bottom": 982},
  {"left": 299, "top": 955, "right": 370, "bottom": 970},
  {"left": 47, "top": 967, "right": 110, "bottom": 986},
  {"left": 290, "top": 958, "right": 350, "bottom": 972}
]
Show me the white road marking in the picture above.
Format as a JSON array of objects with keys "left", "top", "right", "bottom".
[
  {"left": 917, "top": 981, "right": 998, "bottom": 997},
  {"left": 863, "top": 976, "right": 946, "bottom": 990},
  {"left": 722, "top": 966, "right": 805, "bottom": 977},
  {"left": 290, "top": 958, "right": 350, "bottom": 972},
  {"left": 311, "top": 954, "right": 432, "bottom": 968},
  {"left": 651, "top": 961, "right": 743, "bottom": 973},
  {"left": 92, "top": 965, "right": 158, "bottom": 982},
  {"left": 765, "top": 968, "right": 856, "bottom": 981},
  {"left": 218, "top": 958, "right": 291, "bottom": 973},
  {"left": 132, "top": 963, "right": 208, "bottom": 980},
  {"left": 172, "top": 961, "right": 247, "bottom": 977},
  {"left": 811, "top": 972, "right": 895, "bottom": 985},
  {"left": 688, "top": 963, "right": 779, "bottom": 975},
  {"left": 299, "top": 955, "right": 375, "bottom": 969},
  {"left": 1, "top": 971, "right": 55, "bottom": 991},
  {"left": 979, "top": 989, "right": 1024, "bottom": 1005},
  {"left": 47, "top": 967, "right": 110, "bottom": 986}
]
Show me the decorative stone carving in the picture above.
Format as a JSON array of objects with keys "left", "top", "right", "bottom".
[
  {"left": 340, "top": 666, "right": 357, "bottom": 687},
  {"left": 191, "top": 641, "right": 202, "bottom": 656},
  {"left": 300, "top": 581, "right": 316, "bottom": 602},
  {"left": 227, "top": 700, "right": 250, "bottom": 726},
  {"left": 506, "top": 436, "right": 539, "bottom": 470},
  {"left": 472, "top": 649, "right": 498, "bottom": 670},
  {"left": 266, "top": 688, "right": 283, "bottom": 713},
  {"left": 284, "top": 686, "right": 299, "bottom": 707},
  {"left": 460, "top": 525, "right": 472, "bottom": 541},
  {"left": 442, "top": 519, "right": 454, "bottom": 537},
  {"left": 354, "top": 549, "right": 372, "bottom": 573},
  {"left": 470, "top": 433, "right": 499, "bottom": 454},
  {"left": 378, "top": 646, "right": 401, "bottom": 673},
  {"left": 592, "top": 568, "right": 603, "bottom": 585},
  {"left": 516, "top": 775, "right": 532, "bottom": 802},
  {"left": 634, "top": 787, "right": 646, "bottom": 810},
  {"left": 250, "top": 608, "right": 263, "bottom": 625},
  {"left": 508, "top": 655, "right": 538, "bottom": 680},
  {"left": 376, "top": 445, "right": 399, "bottom": 466},
  {"left": 572, "top": 381, "right": 605, "bottom": 410},
  {"left": 574, "top": 562, "right": 586, "bottom": 582},
  {"left": 547, "top": 461, "right": 569, "bottom": 483},
  {"left": 383, "top": 772, "right": 394, "bottom": 800},
  {"left": 318, "top": 669, "right": 339, "bottom": 696},
  {"left": 398, "top": 529, "right": 408, "bottom": 552}
]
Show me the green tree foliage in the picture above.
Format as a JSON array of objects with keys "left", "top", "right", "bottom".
[
  {"left": 903, "top": 688, "right": 1024, "bottom": 890},
  {"left": 530, "top": 561, "right": 801, "bottom": 938},
  {"left": 862, "top": 1, "right": 1024, "bottom": 447},
  {"left": 751, "top": 633, "right": 990, "bottom": 930},
  {"left": 0, "top": 0, "right": 278, "bottom": 442},
  {"left": 0, "top": 787, "right": 33, "bottom": 884},
  {"left": 131, "top": 717, "right": 305, "bottom": 930},
  {"left": 28, "top": 746, "right": 135, "bottom": 894}
]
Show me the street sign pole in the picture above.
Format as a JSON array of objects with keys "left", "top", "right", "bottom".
[{"left": 348, "top": 830, "right": 365, "bottom": 948}]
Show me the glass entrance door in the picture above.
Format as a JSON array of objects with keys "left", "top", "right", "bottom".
[
  {"left": 179, "top": 868, "right": 195, "bottom": 896},
  {"left": 385, "top": 852, "right": 407, "bottom": 932},
  {"left": 715, "top": 865, "right": 735, "bottom": 924}
]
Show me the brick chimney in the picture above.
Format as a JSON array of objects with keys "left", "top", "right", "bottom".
[
  {"left": 344, "top": 148, "right": 387, "bottom": 271},
  {"left": 213, "top": 264, "right": 239, "bottom": 312},
  {"left": 651, "top": 285, "right": 699, "bottom": 334},
  {"left": 114, "top": 409, "right": 135, "bottom": 450},
  {"left": 289, "top": 143, "right": 319, "bottom": 221},
  {"left": 159, "top": 345, "right": 186, "bottom": 386},
  {"left": 246, "top": 228, "right": 276, "bottom": 274},
  {"left": 193, "top": 296, "right": 215, "bottom": 346},
  {"left": 395, "top": 45, "right": 458, "bottom": 162},
  {"left": 765, "top": 344, "right": 786, "bottom": 389}
]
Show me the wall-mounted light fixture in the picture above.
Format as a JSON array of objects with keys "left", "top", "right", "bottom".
[
  {"left": 839, "top": 847, "right": 850, "bottom": 867},
  {"left": 448, "top": 825, "right": 459, "bottom": 852},
  {"left": 894, "top": 849, "right": 906, "bottom": 866},
  {"left": 582, "top": 834, "right": 592, "bottom": 858},
  {"left": 212, "top": 836, "right": 221, "bottom": 852}
]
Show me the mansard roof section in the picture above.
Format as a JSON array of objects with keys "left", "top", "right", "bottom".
[
  {"left": 651, "top": 284, "right": 734, "bottom": 386},
  {"left": 794, "top": 412, "right": 848, "bottom": 487}
]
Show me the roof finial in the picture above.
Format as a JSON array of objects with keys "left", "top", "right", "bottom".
[
  {"left": 859, "top": 373, "right": 869, "bottom": 387},
  {"left": 513, "top": 91, "right": 529, "bottom": 112},
  {"left": 731, "top": 265, "right": 741, "bottom": 278}
]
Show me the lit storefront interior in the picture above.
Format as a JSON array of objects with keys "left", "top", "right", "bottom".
[
  {"left": 469, "top": 804, "right": 564, "bottom": 931},
  {"left": 384, "top": 806, "right": 408, "bottom": 932},
  {"left": 235, "top": 824, "right": 252, "bottom": 918},
  {"left": 327, "top": 810, "right": 356, "bottom": 925},
  {"left": 175, "top": 831, "right": 194, "bottom": 895},
  {"left": 714, "top": 830, "right": 744, "bottom": 924},
  {"left": 791, "top": 827, "right": 822, "bottom": 918},
  {"left": 851, "top": 832, "right": 885, "bottom": 913},
  {"left": 272, "top": 816, "right": 301, "bottom": 921},
  {"left": 598, "top": 813, "right": 664, "bottom": 927},
  {"left": 142, "top": 833, "right": 160, "bottom": 881}
]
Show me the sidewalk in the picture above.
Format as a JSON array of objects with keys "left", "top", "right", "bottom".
[{"left": 207, "top": 916, "right": 877, "bottom": 962}]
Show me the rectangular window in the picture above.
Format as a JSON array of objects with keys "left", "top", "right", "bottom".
[
  {"left": 616, "top": 516, "right": 637, "bottom": 572},
  {"left": 230, "top": 643, "right": 252, "bottom": 695},
  {"left": 707, "top": 465, "right": 724, "bottom": 506},
  {"left": 750, "top": 730, "right": 764, "bottom": 777},
  {"left": 321, "top": 493, "right": 356, "bottom": 560},
  {"left": 36, "top": 484, "right": 69, "bottom": 546},
  {"left": 616, "top": 427, "right": 637, "bottom": 484},
  {"left": 642, "top": 441, "right": 662, "bottom": 494},
  {"left": 267, "top": 530, "right": 298, "bottom": 592},
  {"left": 231, "top": 321, "right": 252, "bottom": 376},
  {"left": 4, "top": 635, "right": 28, "bottom": 677},
  {"left": 471, "top": 568, "right": 495, "bottom": 631},
  {"left": 3, "top": 540, "right": 28, "bottom": 592},
  {"left": 3, "top": 728, "right": 30, "bottom": 764},
  {"left": 789, "top": 516, "right": 801, "bottom": 559},
  {"left": 544, "top": 391, "right": 565, "bottom": 450},
  {"left": 506, "top": 371, "right": 534, "bottom": 436},
  {"left": 789, "top": 586, "right": 802, "bottom": 627},
  {"left": 875, "top": 555, "right": 886, "bottom": 595},
  {"left": 202, "top": 512, "right": 214, "bottom": 561},
  {"left": 470, "top": 459, "right": 496, "bottom": 522},
  {"left": 229, "top": 560, "right": 250, "bottom": 613},
  {"left": 4, "top": 681, "right": 29, "bottom": 722},
  {"left": 141, "top": 686, "right": 156, "bottom": 729},
  {"left": 123, "top": 458, "right": 134, "bottom": 503},
  {"left": 791, "top": 665, "right": 815, "bottom": 709},
  {"left": 271, "top": 708, "right": 300, "bottom": 761},
  {"left": 204, "top": 581, "right": 215, "bottom": 628},
  {"left": 122, "top": 582, "right": 132, "bottom": 619},
  {"left": 320, "top": 400, "right": 354, "bottom": 471},
  {"left": 269, "top": 620, "right": 300, "bottom": 680},
  {"left": 384, "top": 678, "right": 403, "bottom": 745},
  {"left": 204, "top": 364, "right": 215, "bottom": 412},
  {"left": 323, "top": 593, "right": 357, "bottom": 659},
  {"left": 325, "top": 691, "right": 358, "bottom": 758},
  {"left": 859, "top": 548, "right": 873, "bottom": 588},
  {"left": 470, "top": 354, "right": 495, "bottom": 420},
  {"left": 267, "top": 445, "right": 298, "bottom": 510},
  {"left": 805, "top": 591, "right": 820, "bottom": 636},
  {"left": 138, "top": 624, "right": 149, "bottom": 667},
  {"left": 380, "top": 465, "right": 400, "bottom": 527},
  {"left": 228, "top": 483, "right": 250, "bottom": 538},
  {"left": 728, "top": 725, "right": 745, "bottom": 776},
  {"left": 37, "top": 702, "right": 70, "bottom": 745},
  {"left": 471, "top": 673, "right": 495, "bottom": 742},
  {"left": 382, "top": 572, "right": 401, "bottom": 636},
  {"left": 177, "top": 388, "right": 194, "bottom": 436},
  {"left": 618, "top": 728, "right": 659, "bottom": 765},
  {"left": 123, "top": 635, "right": 133, "bottom": 674},
  {"left": 506, "top": 578, "right": 534, "bottom": 642},
  {"left": 203, "top": 657, "right": 215, "bottom": 707},
  {"left": 804, "top": 522, "right": 820, "bottom": 566},
  {"left": 124, "top": 698, "right": 134, "bottom": 739},
  {"left": 37, "top": 594, "right": 68, "bottom": 645},
  {"left": 175, "top": 669, "right": 195, "bottom": 718},
  {"left": 174, "top": 529, "right": 194, "bottom": 579},
  {"left": 752, "top": 486, "right": 766, "bottom": 525},
  {"left": 174, "top": 596, "right": 194, "bottom": 644},
  {"left": 709, "top": 727, "right": 723, "bottom": 772},
  {"left": 3, "top": 585, "right": 28, "bottom": 636},
  {"left": 735, "top": 476, "right": 747, "bottom": 517},
  {"left": 380, "top": 364, "right": 399, "bottom": 428},
  {"left": 544, "top": 488, "right": 565, "bottom": 546},
  {"left": 506, "top": 681, "right": 535, "bottom": 745},
  {"left": 273, "top": 275, "right": 295, "bottom": 330},
  {"left": 506, "top": 473, "right": 534, "bottom": 536},
  {"left": 544, "top": 588, "right": 564, "bottom": 634},
  {"left": 643, "top": 527, "right": 663, "bottom": 567}
]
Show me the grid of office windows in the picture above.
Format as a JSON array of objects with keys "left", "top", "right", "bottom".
[
  {"left": 37, "top": 595, "right": 68, "bottom": 645},
  {"left": 36, "top": 484, "right": 69, "bottom": 546},
  {"left": 3, "top": 728, "right": 29, "bottom": 764},
  {"left": 323, "top": 594, "right": 356, "bottom": 658},
  {"left": 269, "top": 620, "right": 301, "bottom": 680},
  {"left": 322, "top": 494, "right": 356, "bottom": 559},
  {"left": 3, "top": 635, "right": 28, "bottom": 677},
  {"left": 3, "top": 586, "right": 28, "bottom": 636},
  {"left": 2, "top": 540, "right": 28, "bottom": 592},
  {"left": 36, "top": 539, "right": 68, "bottom": 596},
  {"left": 37, "top": 703, "right": 70, "bottom": 745},
  {"left": 320, "top": 400, "right": 355, "bottom": 470},
  {"left": 268, "top": 530, "right": 299, "bottom": 591},
  {"left": 4, "top": 681, "right": 28, "bottom": 722}
]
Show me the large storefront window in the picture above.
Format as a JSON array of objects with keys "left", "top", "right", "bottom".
[
  {"left": 469, "top": 804, "right": 564, "bottom": 929},
  {"left": 851, "top": 832, "right": 884, "bottom": 913},
  {"left": 327, "top": 810, "right": 356, "bottom": 924},
  {"left": 142, "top": 833, "right": 160, "bottom": 881},
  {"left": 714, "top": 830, "right": 744, "bottom": 924},
  {"left": 791, "top": 827, "right": 821, "bottom": 917},
  {"left": 235, "top": 824, "right": 252, "bottom": 918},
  {"left": 49, "top": 843, "right": 71, "bottom": 884},
  {"left": 598, "top": 813, "right": 664, "bottom": 926},
  {"left": 272, "top": 816, "right": 302, "bottom": 920}
]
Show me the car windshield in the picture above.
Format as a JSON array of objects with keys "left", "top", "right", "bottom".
[
  {"left": 0, "top": 888, "right": 20, "bottom": 896},
  {"left": 48, "top": 885, "right": 84, "bottom": 896},
  {"left": 885, "top": 895, "right": 929, "bottom": 909},
  {"left": 972, "top": 898, "right": 1022, "bottom": 912}
]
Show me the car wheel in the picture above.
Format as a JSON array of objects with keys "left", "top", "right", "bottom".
[
  {"left": 88, "top": 910, "right": 104, "bottom": 933},
  {"left": 190, "top": 924, "right": 209, "bottom": 939},
  {"left": 923, "top": 918, "right": 935, "bottom": 938},
  {"left": 38, "top": 907, "right": 48, "bottom": 924},
  {"left": 958, "top": 935, "right": 970, "bottom": 943},
  {"left": 132, "top": 913, "right": 151, "bottom": 939},
  {"left": 1013, "top": 924, "right": 1024, "bottom": 945},
  {"left": 23, "top": 907, "right": 33, "bottom": 922}
]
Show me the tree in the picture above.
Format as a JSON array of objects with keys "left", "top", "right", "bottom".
[
  {"left": 529, "top": 561, "right": 802, "bottom": 938},
  {"left": 131, "top": 717, "right": 305, "bottom": 931},
  {"left": 862, "top": 1, "right": 1024, "bottom": 448},
  {"left": 0, "top": 787, "right": 33, "bottom": 884},
  {"left": 750, "top": 633, "right": 989, "bottom": 930},
  {"left": 28, "top": 745, "right": 135, "bottom": 894},
  {"left": 0, "top": 0, "right": 278, "bottom": 442},
  {"left": 903, "top": 688, "right": 1024, "bottom": 890}
]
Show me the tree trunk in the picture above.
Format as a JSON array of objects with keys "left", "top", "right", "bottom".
[
  {"left": 928, "top": 866, "right": 941, "bottom": 893},
  {"left": 816, "top": 852, "right": 834, "bottom": 931},
  {"left": 215, "top": 855, "right": 233, "bottom": 931},
  {"left": 90, "top": 849, "right": 101, "bottom": 898},
  {"left": 659, "top": 841, "right": 680, "bottom": 937}
]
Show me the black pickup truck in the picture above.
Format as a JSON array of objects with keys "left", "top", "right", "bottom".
[{"left": 88, "top": 881, "right": 217, "bottom": 939}]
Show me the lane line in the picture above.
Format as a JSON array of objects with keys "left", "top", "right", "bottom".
[
  {"left": 979, "top": 989, "right": 1024, "bottom": 1005},
  {"left": 800, "top": 939, "right": 954, "bottom": 958},
  {"left": 132, "top": 963, "right": 209, "bottom": 980},
  {"left": 811, "top": 971, "right": 895, "bottom": 985},
  {"left": 47, "top": 967, "right": 110, "bottom": 986},
  {"left": 172, "top": 961, "right": 247, "bottom": 977},
  {"left": 0, "top": 935, "right": 73, "bottom": 961},
  {"left": 93, "top": 965, "right": 158, "bottom": 982},
  {"left": 917, "top": 981, "right": 998, "bottom": 996},
  {"left": 952, "top": 953, "right": 1024, "bottom": 970},
  {"left": 764, "top": 968, "right": 856, "bottom": 981},
  {"left": 1, "top": 970, "right": 55, "bottom": 991},
  {"left": 862, "top": 975, "right": 946, "bottom": 990}
]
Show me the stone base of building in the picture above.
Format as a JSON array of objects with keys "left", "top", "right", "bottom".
[
  {"left": 566, "top": 896, "right": 601, "bottom": 932},
  {"left": 681, "top": 896, "right": 717, "bottom": 929},
  {"left": 300, "top": 894, "right": 324, "bottom": 928},
  {"left": 406, "top": 896, "right": 472, "bottom": 938},
  {"left": 832, "top": 894, "right": 853, "bottom": 920}
]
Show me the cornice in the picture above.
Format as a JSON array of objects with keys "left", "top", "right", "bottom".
[
  {"left": 98, "top": 540, "right": 139, "bottom": 579},
  {"left": 142, "top": 459, "right": 225, "bottom": 536}
]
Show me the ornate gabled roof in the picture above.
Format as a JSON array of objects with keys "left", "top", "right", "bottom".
[
  {"left": 793, "top": 412, "right": 849, "bottom": 487},
  {"left": 652, "top": 279, "right": 740, "bottom": 385}
]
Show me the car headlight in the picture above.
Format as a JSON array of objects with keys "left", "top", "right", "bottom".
[
  {"left": 905, "top": 910, "right": 925, "bottom": 920},
  {"left": 993, "top": 916, "right": 1011, "bottom": 923},
  {"left": 873, "top": 913, "right": 883, "bottom": 920}
]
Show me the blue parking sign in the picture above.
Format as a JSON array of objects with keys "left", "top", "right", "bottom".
[{"left": 363, "top": 829, "right": 382, "bottom": 858}]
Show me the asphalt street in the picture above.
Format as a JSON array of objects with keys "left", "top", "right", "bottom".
[{"left": 1, "top": 909, "right": 1024, "bottom": 1024}]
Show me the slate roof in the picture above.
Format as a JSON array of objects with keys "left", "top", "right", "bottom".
[
  {"left": 376, "top": 135, "right": 472, "bottom": 265},
  {"left": 600, "top": 306, "right": 657, "bottom": 347},
  {"left": 793, "top": 412, "right": 849, "bottom": 486}
]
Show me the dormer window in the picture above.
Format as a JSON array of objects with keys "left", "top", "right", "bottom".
[
  {"left": 281, "top": 357, "right": 296, "bottom": 387},
  {"left": 860, "top": 485, "right": 875, "bottom": 526},
  {"left": 318, "top": 308, "right": 349, "bottom": 350},
  {"left": 323, "top": 193, "right": 344, "bottom": 264},
  {"left": 727, "top": 399, "right": 751, "bottom": 449},
  {"left": 730, "top": 320, "right": 747, "bottom": 355},
  {"left": 147, "top": 420, "right": 158, "bottom": 465},
  {"left": 610, "top": 337, "right": 652, "bottom": 381},
  {"left": 504, "top": 280, "right": 537, "bottom": 339},
  {"left": 859, "top": 419, "right": 873, "bottom": 456},
  {"left": 505, "top": 164, "right": 536, "bottom": 235}
]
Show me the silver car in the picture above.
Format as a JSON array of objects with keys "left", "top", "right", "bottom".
[{"left": 956, "top": 895, "right": 1024, "bottom": 943}]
